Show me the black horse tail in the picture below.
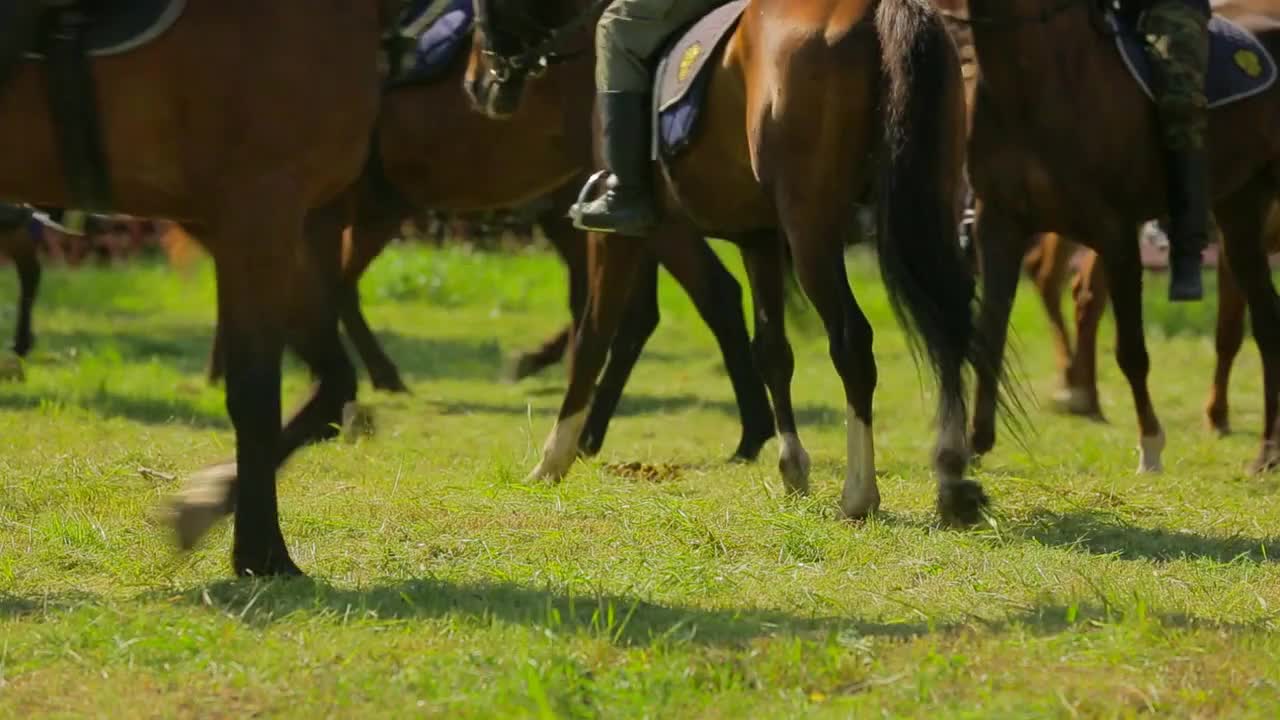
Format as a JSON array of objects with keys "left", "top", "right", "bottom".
[{"left": 873, "top": 0, "right": 978, "bottom": 419}]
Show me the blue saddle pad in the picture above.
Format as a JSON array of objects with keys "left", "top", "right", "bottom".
[
  {"left": 1115, "top": 13, "right": 1277, "bottom": 108},
  {"left": 652, "top": 1, "right": 749, "bottom": 158},
  {"left": 404, "top": 0, "right": 474, "bottom": 79}
]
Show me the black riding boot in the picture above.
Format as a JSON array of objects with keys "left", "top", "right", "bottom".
[
  {"left": 1165, "top": 147, "right": 1208, "bottom": 302},
  {"left": 570, "top": 92, "right": 657, "bottom": 237}
]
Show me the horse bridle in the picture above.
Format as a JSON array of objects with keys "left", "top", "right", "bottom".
[{"left": 472, "top": 0, "right": 610, "bottom": 82}]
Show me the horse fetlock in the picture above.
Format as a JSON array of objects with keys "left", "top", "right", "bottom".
[
  {"left": 1136, "top": 431, "right": 1166, "bottom": 474},
  {"left": 841, "top": 411, "right": 878, "bottom": 517}
]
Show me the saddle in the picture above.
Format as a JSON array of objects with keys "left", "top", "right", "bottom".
[
  {"left": 0, "top": 0, "right": 187, "bottom": 212},
  {"left": 651, "top": 0, "right": 749, "bottom": 159},
  {"left": 1111, "top": 10, "right": 1277, "bottom": 108}
]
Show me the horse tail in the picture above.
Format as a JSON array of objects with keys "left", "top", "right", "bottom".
[{"left": 873, "top": 0, "right": 977, "bottom": 419}]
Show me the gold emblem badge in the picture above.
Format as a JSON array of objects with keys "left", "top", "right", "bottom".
[
  {"left": 1235, "top": 49, "right": 1263, "bottom": 78},
  {"left": 678, "top": 42, "right": 702, "bottom": 83}
]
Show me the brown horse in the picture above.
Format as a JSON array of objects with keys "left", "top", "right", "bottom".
[
  {"left": 206, "top": 27, "right": 777, "bottom": 460},
  {"left": 0, "top": 1, "right": 390, "bottom": 576},
  {"left": 468, "top": 0, "right": 999, "bottom": 524},
  {"left": 963, "top": 0, "right": 1280, "bottom": 473},
  {"left": 0, "top": 205, "right": 38, "bottom": 359}
]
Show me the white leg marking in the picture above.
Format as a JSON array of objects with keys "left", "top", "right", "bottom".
[
  {"left": 527, "top": 409, "right": 588, "bottom": 482},
  {"left": 1137, "top": 430, "right": 1166, "bottom": 474},
  {"left": 841, "top": 407, "right": 880, "bottom": 518},
  {"left": 777, "top": 431, "right": 812, "bottom": 494}
]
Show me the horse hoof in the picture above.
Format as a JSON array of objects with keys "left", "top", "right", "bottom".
[
  {"left": 1248, "top": 445, "right": 1280, "bottom": 475},
  {"left": 1136, "top": 432, "right": 1166, "bottom": 474},
  {"left": 937, "top": 480, "right": 990, "bottom": 528},
  {"left": 969, "top": 427, "right": 995, "bottom": 457},
  {"left": 1051, "top": 385, "right": 1103, "bottom": 419},
  {"left": 525, "top": 460, "right": 569, "bottom": 484},
  {"left": 731, "top": 428, "right": 773, "bottom": 463},
  {"left": 342, "top": 402, "right": 377, "bottom": 442},
  {"left": 0, "top": 354, "right": 25, "bottom": 383},
  {"left": 778, "top": 442, "right": 811, "bottom": 496},
  {"left": 372, "top": 378, "right": 411, "bottom": 395},
  {"left": 1205, "top": 407, "right": 1231, "bottom": 437},
  {"left": 233, "top": 548, "right": 304, "bottom": 578},
  {"left": 501, "top": 353, "right": 543, "bottom": 383},
  {"left": 840, "top": 486, "right": 881, "bottom": 521},
  {"left": 170, "top": 462, "right": 237, "bottom": 551}
]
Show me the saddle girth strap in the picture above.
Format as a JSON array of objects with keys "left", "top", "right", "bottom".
[{"left": 41, "top": 3, "right": 113, "bottom": 213}]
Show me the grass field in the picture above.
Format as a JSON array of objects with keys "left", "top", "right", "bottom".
[{"left": 1, "top": 244, "right": 1278, "bottom": 718}]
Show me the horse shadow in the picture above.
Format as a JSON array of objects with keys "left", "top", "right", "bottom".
[{"left": 1011, "top": 509, "right": 1279, "bottom": 564}]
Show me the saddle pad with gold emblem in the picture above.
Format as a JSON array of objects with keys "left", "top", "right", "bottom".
[
  {"left": 653, "top": 0, "right": 748, "bottom": 158},
  {"left": 1114, "top": 12, "right": 1276, "bottom": 109}
]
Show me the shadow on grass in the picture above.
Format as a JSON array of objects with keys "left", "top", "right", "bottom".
[
  {"left": 0, "top": 388, "right": 227, "bottom": 429},
  {"left": 1016, "top": 510, "right": 1279, "bottom": 563},
  {"left": 432, "top": 392, "right": 840, "bottom": 426},
  {"left": 5, "top": 581, "right": 1263, "bottom": 650}
]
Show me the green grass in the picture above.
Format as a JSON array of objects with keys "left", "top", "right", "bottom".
[{"left": 1, "top": 244, "right": 1278, "bottom": 718}]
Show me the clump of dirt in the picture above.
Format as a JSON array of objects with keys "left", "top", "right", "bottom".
[{"left": 603, "top": 462, "right": 684, "bottom": 483}]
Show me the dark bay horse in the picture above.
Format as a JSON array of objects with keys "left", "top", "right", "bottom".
[
  {"left": 0, "top": 1, "right": 389, "bottom": 576},
  {"left": 205, "top": 28, "right": 776, "bottom": 461},
  {"left": 469, "top": 0, "right": 1000, "bottom": 524},
  {"left": 964, "top": 0, "right": 1280, "bottom": 473}
]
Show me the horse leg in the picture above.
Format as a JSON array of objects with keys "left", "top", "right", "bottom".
[
  {"left": 1102, "top": 239, "right": 1165, "bottom": 473},
  {"left": 1216, "top": 181, "right": 1280, "bottom": 471},
  {"left": 171, "top": 201, "right": 355, "bottom": 575},
  {"left": 1028, "top": 234, "right": 1074, "bottom": 390},
  {"left": 970, "top": 208, "right": 1033, "bottom": 455},
  {"left": 11, "top": 230, "right": 40, "bottom": 357},
  {"left": 200, "top": 192, "right": 304, "bottom": 576},
  {"left": 340, "top": 213, "right": 409, "bottom": 393},
  {"left": 206, "top": 321, "right": 225, "bottom": 384},
  {"left": 1205, "top": 256, "right": 1245, "bottom": 435},
  {"left": 578, "top": 253, "right": 660, "bottom": 456},
  {"left": 506, "top": 211, "right": 584, "bottom": 381},
  {"left": 1060, "top": 248, "right": 1108, "bottom": 419},
  {"left": 527, "top": 233, "right": 645, "bottom": 481},
  {"left": 741, "top": 241, "right": 809, "bottom": 494}
]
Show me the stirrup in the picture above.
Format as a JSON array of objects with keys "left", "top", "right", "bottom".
[{"left": 568, "top": 170, "right": 612, "bottom": 224}]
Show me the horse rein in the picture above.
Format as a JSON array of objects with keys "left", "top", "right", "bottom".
[{"left": 473, "top": 0, "right": 611, "bottom": 82}]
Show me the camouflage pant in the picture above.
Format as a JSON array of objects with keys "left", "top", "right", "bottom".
[
  {"left": 1139, "top": 1, "right": 1210, "bottom": 151},
  {"left": 596, "top": 0, "right": 726, "bottom": 93}
]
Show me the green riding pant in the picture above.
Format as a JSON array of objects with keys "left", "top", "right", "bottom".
[
  {"left": 1139, "top": 1, "right": 1211, "bottom": 151},
  {"left": 596, "top": 0, "right": 728, "bottom": 93}
]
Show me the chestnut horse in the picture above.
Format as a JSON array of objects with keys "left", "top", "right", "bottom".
[
  {"left": 964, "top": 0, "right": 1280, "bottom": 473},
  {"left": 0, "top": 1, "right": 391, "bottom": 576},
  {"left": 1024, "top": 215, "right": 1280, "bottom": 437},
  {"left": 469, "top": 0, "right": 1002, "bottom": 523}
]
